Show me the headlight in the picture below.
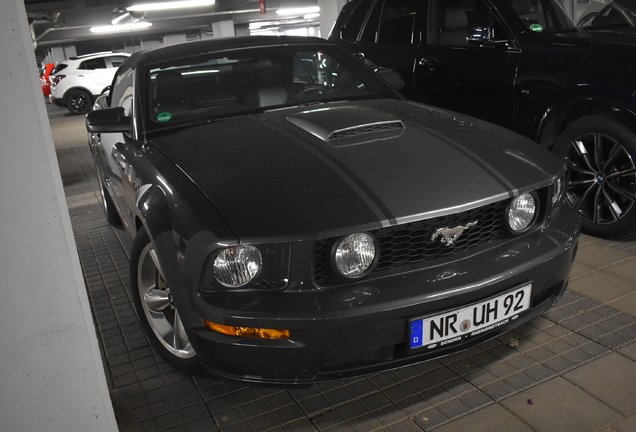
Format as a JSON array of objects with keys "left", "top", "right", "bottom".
[
  {"left": 333, "top": 233, "right": 378, "bottom": 278},
  {"left": 507, "top": 192, "right": 538, "bottom": 233},
  {"left": 213, "top": 245, "right": 262, "bottom": 288},
  {"left": 202, "top": 243, "right": 290, "bottom": 292}
]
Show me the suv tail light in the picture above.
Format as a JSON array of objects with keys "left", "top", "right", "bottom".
[{"left": 51, "top": 75, "right": 66, "bottom": 85}]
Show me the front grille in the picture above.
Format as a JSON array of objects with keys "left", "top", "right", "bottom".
[{"left": 314, "top": 199, "right": 510, "bottom": 286}]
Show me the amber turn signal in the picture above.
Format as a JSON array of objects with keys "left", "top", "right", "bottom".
[{"left": 204, "top": 320, "right": 290, "bottom": 340}]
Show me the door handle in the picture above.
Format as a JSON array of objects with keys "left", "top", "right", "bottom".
[
  {"left": 112, "top": 143, "right": 127, "bottom": 172},
  {"left": 352, "top": 52, "right": 365, "bottom": 62},
  {"left": 418, "top": 57, "right": 438, "bottom": 67}
]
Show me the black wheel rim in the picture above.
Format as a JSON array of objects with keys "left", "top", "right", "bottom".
[
  {"left": 563, "top": 132, "right": 636, "bottom": 225},
  {"left": 70, "top": 93, "right": 89, "bottom": 113}
]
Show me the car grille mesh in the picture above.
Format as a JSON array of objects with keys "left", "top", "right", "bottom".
[{"left": 314, "top": 199, "right": 509, "bottom": 286}]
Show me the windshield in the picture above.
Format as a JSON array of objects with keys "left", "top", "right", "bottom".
[
  {"left": 144, "top": 45, "right": 397, "bottom": 130},
  {"left": 509, "top": 0, "right": 636, "bottom": 32}
]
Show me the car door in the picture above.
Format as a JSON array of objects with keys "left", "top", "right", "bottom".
[
  {"left": 98, "top": 66, "right": 137, "bottom": 232},
  {"left": 413, "top": 0, "right": 520, "bottom": 130}
]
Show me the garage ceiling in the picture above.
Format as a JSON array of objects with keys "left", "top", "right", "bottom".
[{"left": 25, "top": 0, "right": 320, "bottom": 59}]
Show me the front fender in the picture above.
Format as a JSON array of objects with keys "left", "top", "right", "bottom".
[
  {"left": 536, "top": 89, "right": 636, "bottom": 147},
  {"left": 134, "top": 175, "right": 238, "bottom": 296}
]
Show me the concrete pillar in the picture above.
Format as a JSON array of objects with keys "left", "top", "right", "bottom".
[
  {"left": 163, "top": 33, "right": 187, "bottom": 46},
  {"left": 64, "top": 45, "right": 77, "bottom": 58},
  {"left": 50, "top": 45, "right": 66, "bottom": 62},
  {"left": 212, "top": 19, "right": 235, "bottom": 38},
  {"left": 318, "top": 0, "right": 348, "bottom": 38},
  {"left": 140, "top": 38, "right": 162, "bottom": 50},
  {"left": 0, "top": 1, "right": 118, "bottom": 431}
]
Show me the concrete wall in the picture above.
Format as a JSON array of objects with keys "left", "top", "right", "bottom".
[{"left": 0, "top": 1, "right": 118, "bottom": 431}]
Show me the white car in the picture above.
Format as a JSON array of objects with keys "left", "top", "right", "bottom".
[{"left": 49, "top": 51, "right": 130, "bottom": 114}]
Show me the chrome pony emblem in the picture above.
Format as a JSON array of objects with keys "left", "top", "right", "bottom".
[{"left": 431, "top": 221, "right": 478, "bottom": 247}]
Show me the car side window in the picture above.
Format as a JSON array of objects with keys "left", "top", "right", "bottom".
[
  {"left": 79, "top": 57, "right": 107, "bottom": 70},
  {"left": 377, "top": 0, "right": 419, "bottom": 45},
  {"left": 111, "top": 67, "right": 134, "bottom": 117},
  {"left": 356, "top": 0, "right": 419, "bottom": 45},
  {"left": 109, "top": 56, "right": 129, "bottom": 68},
  {"left": 341, "top": 0, "right": 374, "bottom": 42},
  {"left": 428, "top": 0, "right": 508, "bottom": 46}
]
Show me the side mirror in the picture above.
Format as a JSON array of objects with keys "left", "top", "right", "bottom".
[
  {"left": 467, "top": 26, "right": 510, "bottom": 48},
  {"left": 86, "top": 107, "right": 130, "bottom": 133},
  {"left": 467, "top": 26, "right": 494, "bottom": 45}
]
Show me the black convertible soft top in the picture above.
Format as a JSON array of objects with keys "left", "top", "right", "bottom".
[{"left": 121, "top": 35, "right": 330, "bottom": 69}]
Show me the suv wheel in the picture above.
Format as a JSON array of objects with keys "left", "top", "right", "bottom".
[
  {"left": 66, "top": 89, "right": 92, "bottom": 115},
  {"left": 553, "top": 113, "right": 636, "bottom": 239}
]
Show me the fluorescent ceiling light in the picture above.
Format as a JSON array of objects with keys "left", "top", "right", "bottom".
[
  {"left": 276, "top": 6, "right": 319, "bottom": 16},
  {"left": 304, "top": 13, "right": 320, "bottom": 19},
  {"left": 127, "top": 0, "right": 215, "bottom": 12},
  {"left": 90, "top": 22, "right": 153, "bottom": 33}
]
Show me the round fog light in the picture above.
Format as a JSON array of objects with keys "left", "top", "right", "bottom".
[
  {"left": 507, "top": 192, "right": 538, "bottom": 233},
  {"left": 213, "top": 245, "right": 262, "bottom": 288},
  {"left": 334, "top": 232, "right": 377, "bottom": 278}
]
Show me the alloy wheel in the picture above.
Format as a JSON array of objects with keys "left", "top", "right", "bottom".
[
  {"left": 562, "top": 131, "right": 636, "bottom": 226},
  {"left": 137, "top": 243, "right": 196, "bottom": 359}
]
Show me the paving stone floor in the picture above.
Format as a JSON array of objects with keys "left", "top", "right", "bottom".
[{"left": 50, "top": 102, "right": 636, "bottom": 432}]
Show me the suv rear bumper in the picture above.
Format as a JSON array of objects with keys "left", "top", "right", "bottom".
[{"left": 49, "top": 95, "right": 65, "bottom": 108}]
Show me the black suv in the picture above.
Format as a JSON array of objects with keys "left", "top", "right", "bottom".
[{"left": 330, "top": 0, "right": 636, "bottom": 239}]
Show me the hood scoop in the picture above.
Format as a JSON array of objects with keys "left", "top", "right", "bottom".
[{"left": 287, "top": 105, "right": 404, "bottom": 145}]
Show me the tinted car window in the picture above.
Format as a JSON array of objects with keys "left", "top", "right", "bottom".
[
  {"left": 360, "top": 0, "right": 383, "bottom": 43},
  {"left": 111, "top": 66, "right": 134, "bottom": 116},
  {"left": 51, "top": 63, "right": 67, "bottom": 75},
  {"left": 342, "top": 0, "right": 374, "bottom": 41},
  {"left": 509, "top": 0, "right": 636, "bottom": 32},
  {"left": 109, "top": 56, "right": 129, "bottom": 68},
  {"left": 377, "top": 0, "right": 419, "bottom": 45},
  {"left": 429, "top": 0, "right": 508, "bottom": 46},
  {"left": 79, "top": 57, "right": 107, "bottom": 70},
  {"left": 145, "top": 45, "right": 398, "bottom": 130}
]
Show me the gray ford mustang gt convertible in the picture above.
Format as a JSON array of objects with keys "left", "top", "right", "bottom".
[{"left": 86, "top": 35, "right": 580, "bottom": 385}]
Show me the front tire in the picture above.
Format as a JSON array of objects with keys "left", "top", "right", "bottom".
[
  {"left": 553, "top": 113, "right": 636, "bottom": 239},
  {"left": 130, "top": 226, "right": 203, "bottom": 374},
  {"left": 66, "top": 89, "right": 92, "bottom": 115}
]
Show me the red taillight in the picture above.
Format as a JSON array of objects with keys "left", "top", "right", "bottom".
[{"left": 51, "top": 75, "right": 66, "bottom": 85}]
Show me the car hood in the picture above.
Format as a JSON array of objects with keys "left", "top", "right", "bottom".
[{"left": 149, "top": 100, "right": 562, "bottom": 241}]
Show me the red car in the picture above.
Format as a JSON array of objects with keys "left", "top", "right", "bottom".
[{"left": 39, "top": 63, "right": 55, "bottom": 97}]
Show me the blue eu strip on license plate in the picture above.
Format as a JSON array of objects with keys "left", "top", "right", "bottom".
[{"left": 409, "top": 283, "right": 532, "bottom": 350}]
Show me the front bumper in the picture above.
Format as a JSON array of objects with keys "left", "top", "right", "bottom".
[{"left": 185, "top": 206, "right": 580, "bottom": 384}]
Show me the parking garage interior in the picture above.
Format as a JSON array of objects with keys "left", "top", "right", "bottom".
[{"left": 2, "top": 0, "right": 636, "bottom": 431}]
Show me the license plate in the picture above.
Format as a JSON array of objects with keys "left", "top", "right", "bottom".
[{"left": 409, "top": 284, "right": 532, "bottom": 350}]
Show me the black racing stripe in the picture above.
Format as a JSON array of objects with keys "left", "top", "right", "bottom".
[
  {"left": 409, "top": 122, "right": 517, "bottom": 197},
  {"left": 259, "top": 116, "right": 398, "bottom": 226}
]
